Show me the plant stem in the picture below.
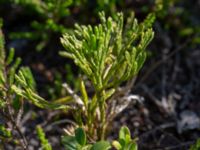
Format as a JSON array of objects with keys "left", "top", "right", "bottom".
[
  {"left": 98, "top": 90, "right": 107, "bottom": 140},
  {"left": 2, "top": 111, "right": 28, "bottom": 150}
]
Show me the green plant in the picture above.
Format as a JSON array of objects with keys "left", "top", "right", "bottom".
[
  {"left": 112, "top": 126, "right": 137, "bottom": 150},
  {"left": 62, "top": 127, "right": 111, "bottom": 150},
  {"left": 190, "top": 139, "right": 200, "bottom": 150},
  {"left": 0, "top": 22, "right": 67, "bottom": 149},
  {"left": 60, "top": 11, "right": 154, "bottom": 140},
  {"left": 36, "top": 125, "right": 52, "bottom": 150},
  {"left": 95, "top": 0, "right": 123, "bottom": 15},
  {"left": 0, "top": 125, "right": 12, "bottom": 138},
  {"left": 154, "top": 0, "right": 179, "bottom": 18},
  {"left": 62, "top": 126, "right": 137, "bottom": 150},
  {"left": 1, "top": 10, "right": 154, "bottom": 149},
  {"left": 0, "top": 23, "right": 27, "bottom": 149}
]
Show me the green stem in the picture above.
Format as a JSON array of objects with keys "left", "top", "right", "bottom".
[{"left": 98, "top": 90, "right": 106, "bottom": 140}]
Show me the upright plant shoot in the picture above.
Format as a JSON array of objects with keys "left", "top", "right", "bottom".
[{"left": 60, "top": 11, "right": 155, "bottom": 140}]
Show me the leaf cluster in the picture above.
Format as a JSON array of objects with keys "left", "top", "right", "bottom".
[
  {"left": 1, "top": 26, "right": 69, "bottom": 110},
  {"left": 0, "top": 24, "right": 70, "bottom": 148},
  {"left": 62, "top": 126, "right": 137, "bottom": 150},
  {"left": 112, "top": 126, "right": 137, "bottom": 150},
  {"left": 61, "top": 12, "right": 154, "bottom": 92},
  {"left": 0, "top": 10, "right": 155, "bottom": 148},
  {"left": 60, "top": 11, "right": 154, "bottom": 140}
]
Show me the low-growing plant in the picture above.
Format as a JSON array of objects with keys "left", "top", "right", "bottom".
[
  {"left": 0, "top": 22, "right": 27, "bottom": 148},
  {"left": 0, "top": 21, "right": 67, "bottom": 149},
  {"left": 112, "top": 126, "right": 137, "bottom": 150},
  {"left": 1, "top": 10, "right": 154, "bottom": 149},
  {"left": 60, "top": 11, "right": 154, "bottom": 140},
  {"left": 62, "top": 126, "right": 137, "bottom": 150},
  {"left": 62, "top": 127, "right": 111, "bottom": 150}
]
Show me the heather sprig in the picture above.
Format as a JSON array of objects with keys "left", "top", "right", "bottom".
[{"left": 60, "top": 11, "right": 154, "bottom": 140}]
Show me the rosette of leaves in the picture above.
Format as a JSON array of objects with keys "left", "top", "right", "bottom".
[{"left": 60, "top": 11, "right": 154, "bottom": 140}]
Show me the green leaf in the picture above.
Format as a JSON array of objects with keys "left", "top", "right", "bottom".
[
  {"left": 36, "top": 126, "right": 52, "bottom": 150},
  {"left": 6, "top": 48, "right": 15, "bottom": 65},
  {"left": 0, "top": 125, "right": 12, "bottom": 138},
  {"left": 11, "top": 85, "right": 24, "bottom": 96},
  {"left": 75, "top": 128, "right": 86, "bottom": 146},
  {"left": 0, "top": 27, "right": 5, "bottom": 71},
  {"left": 128, "top": 142, "right": 138, "bottom": 150},
  {"left": 0, "top": 99, "right": 5, "bottom": 108},
  {"left": 91, "top": 141, "right": 111, "bottom": 150},
  {"left": 80, "top": 79, "right": 88, "bottom": 107},
  {"left": 0, "top": 70, "right": 5, "bottom": 85},
  {"left": 8, "top": 57, "right": 21, "bottom": 85},
  {"left": 11, "top": 85, "right": 69, "bottom": 109},
  {"left": 12, "top": 68, "right": 69, "bottom": 110},
  {"left": 104, "top": 88, "right": 115, "bottom": 100},
  {"left": 59, "top": 51, "right": 74, "bottom": 59},
  {"left": 143, "top": 13, "right": 156, "bottom": 29},
  {"left": 119, "top": 126, "right": 131, "bottom": 143},
  {"left": 20, "top": 67, "right": 36, "bottom": 90},
  {"left": 112, "top": 141, "right": 122, "bottom": 150},
  {"left": 62, "top": 135, "right": 79, "bottom": 150}
]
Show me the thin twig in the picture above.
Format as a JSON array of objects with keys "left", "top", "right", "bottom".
[
  {"left": 135, "top": 39, "right": 191, "bottom": 88},
  {"left": 1, "top": 111, "right": 28, "bottom": 150},
  {"left": 155, "top": 141, "right": 193, "bottom": 150},
  {"left": 16, "top": 98, "right": 24, "bottom": 126},
  {"left": 62, "top": 83, "right": 84, "bottom": 106},
  {"left": 45, "top": 119, "right": 77, "bottom": 132},
  {"left": 139, "top": 122, "right": 175, "bottom": 139}
]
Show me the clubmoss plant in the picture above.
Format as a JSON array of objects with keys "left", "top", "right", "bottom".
[{"left": 60, "top": 11, "right": 155, "bottom": 140}]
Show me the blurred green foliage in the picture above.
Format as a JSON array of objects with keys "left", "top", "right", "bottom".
[
  {"left": 8, "top": 0, "right": 72, "bottom": 51},
  {"left": 190, "top": 139, "right": 200, "bottom": 150},
  {"left": 36, "top": 125, "right": 52, "bottom": 150}
]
